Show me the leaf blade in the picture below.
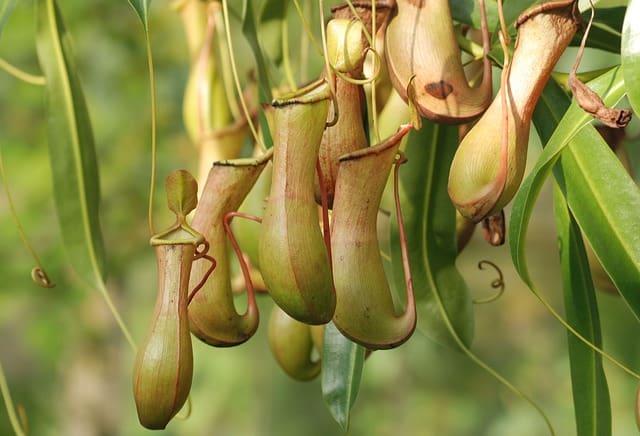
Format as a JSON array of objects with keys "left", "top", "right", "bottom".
[
  {"left": 527, "top": 73, "right": 640, "bottom": 322},
  {"left": 553, "top": 185, "right": 611, "bottom": 436},
  {"left": 35, "top": 0, "right": 106, "bottom": 288},
  {"left": 510, "top": 68, "right": 627, "bottom": 301},
  {"left": 127, "top": 0, "right": 149, "bottom": 30},
  {"left": 321, "top": 322, "right": 365, "bottom": 431},
  {"left": 391, "top": 121, "right": 474, "bottom": 349}
]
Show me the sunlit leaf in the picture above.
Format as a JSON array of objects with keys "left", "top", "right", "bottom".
[
  {"left": 622, "top": 0, "right": 640, "bottom": 113},
  {"left": 35, "top": 0, "right": 106, "bottom": 288},
  {"left": 391, "top": 121, "right": 474, "bottom": 350},
  {"left": 553, "top": 186, "right": 611, "bottom": 436},
  {"left": 321, "top": 322, "right": 365, "bottom": 431},
  {"left": 514, "top": 68, "right": 640, "bottom": 321},
  {"left": 127, "top": 0, "right": 150, "bottom": 31}
]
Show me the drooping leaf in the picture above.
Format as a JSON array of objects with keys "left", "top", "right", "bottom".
[
  {"left": 127, "top": 0, "right": 150, "bottom": 31},
  {"left": 0, "top": 0, "right": 16, "bottom": 38},
  {"left": 258, "top": 0, "right": 290, "bottom": 66},
  {"left": 622, "top": 0, "right": 640, "bottom": 114},
  {"left": 35, "top": 0, "right": 106, "bottom": 288},
  {"left": 514, "top": 68, "right": 640, "bottom": 322},
  {"left": 553, "top": 185, "right": 611, "bottom": 436},
  {"left": 321, "top": 322, "right": 365, "bottom": 432},
  {"left": 241, "top": 0, "right": 274, "bottom": 101},
  {"left": 391, "top": 121, "right": 474, "bottom": 350},
  {"left": 241, "top": 0, "right": 274, "bottom": 148}
]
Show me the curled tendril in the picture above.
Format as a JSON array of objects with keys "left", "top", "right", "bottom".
[
  {"left": 473, "top": 260, "right": 505, "bottom": 304},
  {"left": 187, "top": 254, "right": 216, "bottom": 306},
  {"left": 331, "top": 46, "right": 383, "bottom": 86},
  {"left": 30, "top": 267, "right": 55, "bottom": 289},
  {"left": 193, "top": 240, "right": 210, "bottom": 260}
]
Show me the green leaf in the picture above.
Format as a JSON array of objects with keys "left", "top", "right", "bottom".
[
  {"left": 127, "top": 0, "right": 150, "bottom": 31},
  {"left": 0, "top": 0, "right": 16, "bottom": 38},
  {"left": 622, "top": 0, "right": 640, "bottom": 113},
  {"left": 553, "top": 185, "right": 611, "bottom": 436},
  {"left": 258, "top": 0, "right": 290, "bottom": 66},
  {"left": 573, "top": 7, "right": 625, "bottom": 53},
  {"left": 165, "top": 169, "right": 198, "bottom": 218},
  {"left": 241, "top": 0, "right": 274, "bottom": 148},
  {"left": 35, "top": 0, "right": 106, "bottom": 289},
  {"left": 391, "top": 121, "right": 474, "bottom": 350},
  {"left": 321, "top": 322, "right": 365, "bottom": 432},
  {"left": 241, "top": 0, "right": 273, "bottom": 102},
  {"left": 514, "top": 68, "right": 640, "bottom": 322}
]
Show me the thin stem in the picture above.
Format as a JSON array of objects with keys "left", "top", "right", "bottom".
[
  {"left": 0, "top": 143, "right": 54, "bottom": 288},
  {"left": 145, "top": 32, "right": 158, "bottom": 236},
  {"left": 0, "top": 58, "right": 45, "bottom": 86},
  {"left": 213, "top": 3, "right": 241, "bottom": 120},
  {"left": 344, "top": 0, "right": 373, "bottom": 46},
  {"left": 292, "top": 0, "right": 324, "bottom": 57},
  {"left": 318, "top": 0, "right": 336, "bottom": 93},
  {"left": 316, "top": 160, "right": 332, "bottom": 268},
  {"left": 570, "top": 0, "right": 594, "bottom": 78},
  {"left": 394, "top": 152, "right": 414, "bottom": 313},
  {"left": 299, "top": 0, "right": 311, "bottom": 83},
  {"left": 0, "top": 360, "right": 26, "bottom": 436},
  {"left": 369, "top": 0, "right": 380, "bottom": 143},
  {"left": 497, "top": 0, "right": 510, "bottom": 47},
  {"left": 224, "top": 211, "right": 262, "bottom": 310},
  {"left": 473, "top": 260, "right": 505, "bottom": 304},
  {"left": 429, "top": 260, "right": 556, "bottom": 435},
  {"left": 221, "top": 0, "right": 263, "bottom": 149}
]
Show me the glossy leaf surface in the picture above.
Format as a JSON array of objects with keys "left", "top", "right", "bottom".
[
  {"left": 321, "top": 322, "right": 365, "bottom": 432},
  {"left": 514, "top": 68, "right": 640, "bottom": 321},
  {"left": 553, "top": 185, "right": 611, "bottom": 436}
]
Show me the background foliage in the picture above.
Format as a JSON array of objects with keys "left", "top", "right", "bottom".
[{"left": 0, "top": 0, "right": 639, "bottom": 435}]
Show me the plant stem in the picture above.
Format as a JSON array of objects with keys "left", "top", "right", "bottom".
[
  {"left": 0, "top": 360, "right": 27, "bottom": 436},
  {"left": 0, "top": 58, "right": 45, "bottom": 86}
]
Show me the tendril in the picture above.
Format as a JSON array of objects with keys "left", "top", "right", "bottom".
[
  {"left": 188, "top": 254, "right": 216, "bottom": 305},
  {"left": 473, "top": 260, "right": 505, "bottom": 304},
  {"left": 30, "top": 268, "right": 54, "bottom": 289},
  {"left": 0, "top": 143, "right": 55, "bottom": 289},
  {"left": 331, "top": 46, "right": 382, "bottom": 86}
]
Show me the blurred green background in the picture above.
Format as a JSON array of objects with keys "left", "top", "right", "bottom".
[{"left": 1, "top": 1, "right": 639, "bottom": 435}]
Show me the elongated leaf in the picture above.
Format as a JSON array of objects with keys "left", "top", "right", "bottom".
[
  {"left": 241, "top": 0, "right": 273, "bottom": 101},
  {"left": 321, "top": 322, "right": 365, "bottom": 431},
  {"left": 514, "top": 68, "right": 640, "bottom": 322},
  {"left": 0, "top": 0, "right": 16, "bottom": 38},
  {"left": 391, "top": 121, "right": 474, "bottom": 350},
  {"left": 258, "top": 0, "right": 290, "bottom": 65},
  {"left": 127, "top": 0, "right": 150, "bottom": 30},
  {"left": 35, "top": 0, "right": 106, "bottom": 288},
  {"left": 553, "top": 185, "right": 611, "bottom": 436},
  {"left": 622, "top": 0, "right": 640, "bottom": 113}
]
